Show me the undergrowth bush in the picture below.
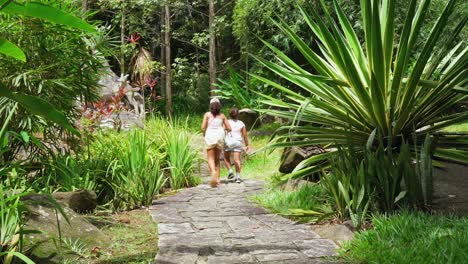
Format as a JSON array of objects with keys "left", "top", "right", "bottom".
[
  {"left": 147, "top": 117, "right": 201, "bottom": 190},
  {"left": 108, "top": 130, "right": 166, "bottom": 211}
]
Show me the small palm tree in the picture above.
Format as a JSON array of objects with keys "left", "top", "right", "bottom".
[{"left": 254, "top": 0, "right": 467, "bottom": 179}]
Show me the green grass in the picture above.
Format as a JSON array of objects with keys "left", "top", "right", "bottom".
[
  {"left": 90, "top": 209, "right": 158, "bottom": 263},
  {"left": 341, "top": 210, "right": 468, "bottom": 264},
  {"left": 254, "top": 183, "right": 332, "bottom": 221},
  {"left": 220, "top": 135, "right": 282, "bottom": 181}
]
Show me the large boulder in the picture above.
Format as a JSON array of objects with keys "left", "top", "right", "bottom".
[
  {"left": 21, "top": 194, "right": 109, "bottom": 263},
  {"left": 238, "top": 108, "right": 259, "bottom": 130},
  {"left": 52, "top": 189, "right": 97, "bottom": 213},
  {"left": 279, "top": 145, "right": 327, "bottom": 174}
]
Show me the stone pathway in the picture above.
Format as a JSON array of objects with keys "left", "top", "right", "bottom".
[{"left": 149, "top": 180, "right": 339, "bottom": 263}]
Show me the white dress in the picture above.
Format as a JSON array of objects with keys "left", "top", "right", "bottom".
[{"left": 205, "top": 116, "right": 225, "bottom": 150}]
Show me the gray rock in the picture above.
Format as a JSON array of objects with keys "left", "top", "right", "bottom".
[
  {"left": 159, "top": 223, "right": 195, "bottom": 234},
  {"left": 52, "top": 189, "right": 97, "bottom": 213},
  {"left": 311, "top": 223, "right": 355, "bottom": 245},
  {"left": 21, "top": 194, "right": 108, "bottom": 263},
  {"left": 238, "top": 108, "right": 259, "bottom": 130},
  {"left": 294, "top": 239, "right": 339, "bottom": 257},
  {"left": 279, "top": 145, "right": 327, "bottom": 174}
]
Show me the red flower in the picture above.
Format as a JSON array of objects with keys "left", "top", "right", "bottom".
[
  {"left": 145, "top": 78, "right": 157, "bottom": 89},
  {"left": 127, "top": 32, "right": 141, "bottom": 43}
]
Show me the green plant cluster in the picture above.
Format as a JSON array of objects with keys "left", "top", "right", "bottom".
[
  {"left": 1, "top": 116, "right": 200, "bottom": 262},
  {"left": 29, "top": 117, "right": 201, "bottom": 211},
  {"left": 341, "top": 210, "right": 468, "bottom": 263},
  {"left": 256, "top": 0, "right": 466, "bottom": 218}
]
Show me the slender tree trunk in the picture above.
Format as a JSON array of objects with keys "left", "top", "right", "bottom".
[
  {"left": 164, "top": 2, "right": 172, "bottom": 116},
  {"left": 186, "top": 0, "right": 201, "bottom": 93},
  {"left": 120, "top": 0, "right": 126, "bottom": 76},
  {"left": 208, "top": 0, "right": 216, "bottom": 94},
  {"left": 160, "top": 7, "right": 166, "bottom": 98}
]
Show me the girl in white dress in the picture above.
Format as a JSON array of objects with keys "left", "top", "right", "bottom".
[
  {"left": 223, "top": 108, "right": 250, "bottom": 183},
  {"left": 201, "top": 98, "right": 231, "bottom": 187}
]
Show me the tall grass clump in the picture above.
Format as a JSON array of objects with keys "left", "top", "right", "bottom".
[
  {"left": 159, "top": 119, "right": 201, "bottom": 190},
  {"left": 108, "top": 130, "right": 166, "bottom": 211},
  {"left": 0, "top": 186, "right": 34, "bottom": 264},
  {"left": 341, "top": 211, "right": 468, "bottom": 263}
]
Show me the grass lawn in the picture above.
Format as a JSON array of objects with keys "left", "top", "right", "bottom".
[
  {"left": 341, "top": 210, "right": 468, "bottom": 264},
  {"left": 254, "top": 183, "right": 333, "bottom": 222},
  {"left": 225, "top": 135, "right": 282, "bottom": 181},
  {"left": 89, "top": 209, "right": 158, "bottom": 264}
]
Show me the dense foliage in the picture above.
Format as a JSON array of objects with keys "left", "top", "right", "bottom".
[
  {"left": 1, "top": 0, "right": 467, "bottom": 262},
  {"left": 259, "top": 0, "right": 466, "bottom": 176}
]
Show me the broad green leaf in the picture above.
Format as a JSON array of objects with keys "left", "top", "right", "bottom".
[
  {"left": 0, "top": 84, "right": 79, "bottom": 135},
  {"left": 0, "top": 37, "right": 26, "bottom": 61},
  {"left": 2, "top": 2, "right": 96, "bottom": 32},
  {"left": 0, "top": 251, "right": 35, "bottom": 264},
  {"left": 20, "top": 131, "right": 29, "bottom": 143}
]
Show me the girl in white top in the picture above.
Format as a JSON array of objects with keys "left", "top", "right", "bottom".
[
  {"left": 201, "top": 98, "right": 231, "bottom": 187},
  {"left": 223, "top": 107, "right": 250, "bottom": 183}
]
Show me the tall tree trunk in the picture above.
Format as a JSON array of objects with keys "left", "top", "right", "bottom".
[
  {"left": 186, "top": 0, "right": 201, "bottom": 93},
  {"left": 208, "top": 0, "right": 216, "bottom": 94},
  {"left": 164, "top": 2, "right": 172, "bottom": 116},
  {"left": 120, "top": 0, "right": 126, "bottom": 76},
  {"left": 160, "top": 7, "right": 166, "bottom": 98}
]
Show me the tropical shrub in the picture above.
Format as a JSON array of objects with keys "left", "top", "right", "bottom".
[
  {"left": 322, "top": 146, "right": 372, "bottom": 228},
  {"left": 321, "top": 133, "right": 434, "bottom": 227},
  {"left": 256, "top": 0, "right": 467, "bottom": 179},
  {"left": 156, "top": 118, "right": 201, "bottom": 190},
  {"left": 0, "top": 0, "right": 97, "bottom": 134},
  {"left": 108, "top": 130, "right": 166, "bottom": 211}
]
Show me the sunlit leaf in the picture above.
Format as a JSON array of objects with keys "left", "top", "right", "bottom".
[
  {"left": 0, "top": 84, "right": 79, "bottom": 135},
  {"left": 2, "top": 1, "right": 96, "bottom": 32},
  {"left": 0, "top": 37, "right": 26, "bottom": 61}
]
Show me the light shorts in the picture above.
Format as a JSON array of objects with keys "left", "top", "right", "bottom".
[{"left": 225, "top": 139, "right": 243, "bottom": 152}]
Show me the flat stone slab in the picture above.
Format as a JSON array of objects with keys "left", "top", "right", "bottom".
[{"left": 149, "top": 180, "right": 339, "bottom": 263}]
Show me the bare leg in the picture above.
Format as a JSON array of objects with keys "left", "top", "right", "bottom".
[
  {"left": 207, "top": 148, "right": 217, "bottom": 187},
  {"left": 223, "top": 151, "right": 232, "bottom": 172},
  {"left": 214, "top": 148, "right": 221, "bottom": 184},
  {"left": 233, "top": 152, "right": 242, "bottom": 174}
]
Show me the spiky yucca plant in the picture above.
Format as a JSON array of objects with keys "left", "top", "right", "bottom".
[{"left": 254, "top": 0, "right": 467, "bottom": 180}]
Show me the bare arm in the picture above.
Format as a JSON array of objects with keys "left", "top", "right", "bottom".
[
  {"left": 241, "top": 126, "right": 250, "bottom": 153},
  {"left": 201, "top": 113, "right": 208, "bottom": 136},
  {"left": 222, "top": 114, "right": 232, "bottom": 132}
]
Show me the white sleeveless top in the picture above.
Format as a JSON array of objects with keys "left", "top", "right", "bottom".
[{"left": 207, "top": 116, "right": 224, "bottom": 130}]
